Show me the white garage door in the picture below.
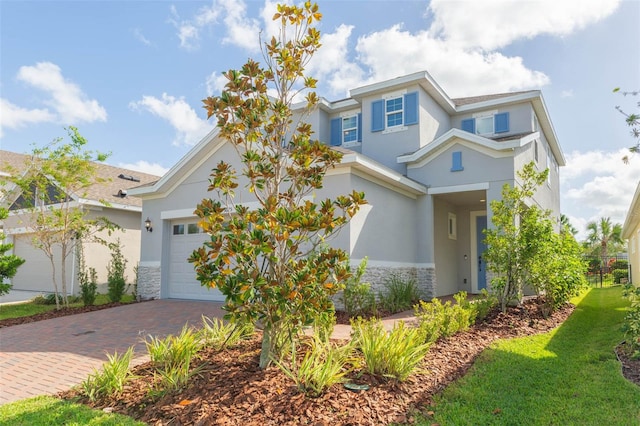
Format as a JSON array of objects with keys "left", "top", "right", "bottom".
[
  {"left": 168, "top": 221, "right": 224, "bottom": 301},
  {"left": 12, "top": 234, "right": 71, "bottom": 293}
]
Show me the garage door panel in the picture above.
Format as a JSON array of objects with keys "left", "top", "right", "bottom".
[
  {"left": 168, "top": 221, "right": 224, "bottom": 301},
  {"left": 11, "top": 235, "right": 72, "bottom": 293}
]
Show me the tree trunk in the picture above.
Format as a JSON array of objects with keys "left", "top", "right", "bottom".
[
  {"left": 259, "top": 327, "right": 274, "bottom": 369},
  {"left": 48, "top": 256, "right": 60, "bottom": 310}
]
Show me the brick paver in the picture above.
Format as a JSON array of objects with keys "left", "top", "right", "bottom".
[
  {"left": 0, "top": 300, "right": 226, "bottom": 405},
  {"left": 0, "top": 299, "right": 420, "bottom": 406}
]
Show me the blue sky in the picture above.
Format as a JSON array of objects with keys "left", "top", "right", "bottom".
[{"left": 1, "top": 0, "right": 639, "bottom": 241}]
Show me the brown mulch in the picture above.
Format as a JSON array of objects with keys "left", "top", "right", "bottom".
[
  {"left": 616, "top": 342, "right": 640, "bottom": 387},
  {"left": 0, "top": 300, "right": 141, "bottom": 328},
  {"left": 59, "top": 299, "right": 583, "bottom": 426}
]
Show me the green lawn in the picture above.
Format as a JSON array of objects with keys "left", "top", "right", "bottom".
[
  {"left": 423, "top": 287, "right": 640, "bottom": 425},
  {"left": 0, "top": 395, "right": 144, "bottom": 426},
  {"left": 0, "top": 294, "right": 135, "bottom": 320}
]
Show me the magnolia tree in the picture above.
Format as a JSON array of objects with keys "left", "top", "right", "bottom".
[
  {"left": 3, "top": 127, "right": 115, "bottom": 309},
  {"left": 189, "top": 2, "right": 366, "bottom": 368}
]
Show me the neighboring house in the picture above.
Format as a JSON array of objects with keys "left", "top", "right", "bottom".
[
  {"left": 129, "top": 70, "right": 565, "bottom": 302},
  {"left": 622, "top": 181, "right": 640, "bottom": 285},
  {"left": 0, "top": 150, "right": 160, "bottom": 295}
]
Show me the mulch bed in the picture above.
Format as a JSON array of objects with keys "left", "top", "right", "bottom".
[
  {"left": 616, "top": 342, "right": 640, "bottom": 387},
  {"left": 0, "top": 300, "right": 141, "bottom": 328},
  {"left": 59, "top": 299, "right": 582, "bottom": 425}
]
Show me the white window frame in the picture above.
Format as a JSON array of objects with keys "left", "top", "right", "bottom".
[
  {"left": 381, "top": 90, "right": 408, "bottom": 134},
  {"left": 341, "top": 114, "right": 359, "bottom": 146},
  {"left": 448, "top": 212, "right": 457, "bottom": 240},
  {"left": 472, "top": 110, "right": 498, "bottom": 136},
  {"left": 385, "top": 96, "right": 404, "bottom": 128}
]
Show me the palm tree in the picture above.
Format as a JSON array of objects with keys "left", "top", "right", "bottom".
[
  {"left": 560, "top": 214, "right": 578, "bottom": 236},
  {"left": 586, "top": 217, "right": 624, "bottom": 264}
]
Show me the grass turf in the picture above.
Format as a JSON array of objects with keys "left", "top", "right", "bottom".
[
  {"left": 423, "top": 287, "right": 640, "bottom": 425},
  {"left": 0, "top": 294, "right": 135, "bottom": 320},
  {"left": 0, "top": 395, "right": 144, "bottom": 426}
]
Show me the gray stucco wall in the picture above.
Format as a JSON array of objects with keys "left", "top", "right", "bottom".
[
  {"left": 453, "top": 102, "right": 533, "bottom": 137},
  {"left": 433, "top": 197, "right": 458, "bottom": 296},
  {"left": 407, "top": 141, "right": 515, "bottom": 189}
]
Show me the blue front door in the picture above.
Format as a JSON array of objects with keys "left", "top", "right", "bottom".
[{"left": 476, "top": 215, "right": 488, "bottom": 290}]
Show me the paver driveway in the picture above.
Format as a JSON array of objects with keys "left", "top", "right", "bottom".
[{"left": 0, "top": 300, "right": 225, "bottom": 405}]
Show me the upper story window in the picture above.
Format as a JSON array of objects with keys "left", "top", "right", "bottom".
[
  {"left": 330, "top": 113, "right": 362, "bottom": 147},
  {"left": 342, "top": 115, "right": 359, "bottom": 143},
  {"left": 461, "top": 111, "right": 509, "bottom": 136},
  {"left": 386, "top": 97, "right": 404, "bottom": 127},
  {"left": 371, "top": 91, "right": 418, "bottom": 133}
]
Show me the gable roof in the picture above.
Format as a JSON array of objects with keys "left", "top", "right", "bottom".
[
  {"left": 0, "top": 150, "right": 160, "bottom": 210},
  {"left": 451, "top": 91, "right": 536, "bottom": 106},
  {"left": 397, "top": 129, "right": 539, "bottom": 166}
]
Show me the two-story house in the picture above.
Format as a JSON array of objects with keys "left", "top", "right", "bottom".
[{"left": 130, "top": 70, "right": 565, "bottom": 301}]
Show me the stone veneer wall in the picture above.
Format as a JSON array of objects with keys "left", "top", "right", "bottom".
[
  {"left": 333, "top": 264, "right": 437, "bottom": 310},
  {"left": 138, "top": 264, "right": 161, "bottom": 300}
]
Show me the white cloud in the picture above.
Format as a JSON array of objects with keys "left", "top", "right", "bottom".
[
  {"left": 307, "top": 24, "right": 364, "bottom": 97},
  {"left": 169, "top": 3, "right": 220, "bottom": 50},
  {"left": 0, "top": 98, "right": 55, "bottom": 137},
  {"left": 205, "top": 71, "right": 228, "bottom": 96},
  {"left": 219, "top": 0, "right": 261, "bottom": 51},
  {"left": 561, "top": 149, "right": 640, "bottom": 240},
  {"left": 294, "top": 0, "right": 619, "bottom": 98},
  {"left": 16, "top": 62, "right": 107, "bottom": 124},
  {"left": 427, "top": 0, "right": 620, "bottom": 51},
  {"left": 129, "top": 93, "right": 213, "bottom": 146},
  {"left": 561, "top": 90, "right": 574, "bottom": 98},
  {"left": 117, "top": 160, "right": 168, "bottom": 177},
  {"left": 352, "top": 26, "right": 550, "bottom": 97},
  {"left": 133, "top": 28, "right": 152, "bottom": 46}
]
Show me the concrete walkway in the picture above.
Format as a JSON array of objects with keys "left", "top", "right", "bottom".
[{"left": 0, "top": 299, "right": 419, "bottom": 405}]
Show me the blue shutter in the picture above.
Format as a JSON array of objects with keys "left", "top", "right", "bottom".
[
  {"left": 451, "top": 151, "right": 464, "bottom": 172},
  {"left": 461, "top": 118, "right": 475, "bottom": 133},
  {"left": 494, "top": 112, "right": 509, "bottom": 133},
  {"left": 330, "top": 118, "right": 342, "bottom": 146},
  {"left": 371, "top": 99, "right": 384, "bottom": 132},
  {"left": 404, "top": 91, "right": 418, "bottom": 125},
  {"left": 357, "top": 113, "right": 362, "bottom": 142}
]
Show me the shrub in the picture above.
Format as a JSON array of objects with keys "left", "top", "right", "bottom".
[
  {"left": 378, "top": 274, "right": 420, "bottom": 314},
  {"left": 199, "top": 316, "right": 254, "bottom": 350},
  {"left": 145, "top": 325, "right": 203, "bottom": 393},
  {"left": 79, "top": 267, "right": 98, "bottom": 306},
  {"left": 81, "top": 346, "right": 135, "bottom": 402},
  {"left": 469, "top": 289, "right": 497, "bottom": 322},
  {"left": 610, "top": 259, "right": 628, "bottom": 271},
  {"left": 312, "top": 308, "right": 336, "bottom": 343},
  {"left": 107, "top": 242, "right": 127, "bottom": 303},
  {"left": 275, "top": 335, "right": 356, "bottom": 397},
  {"left": 33, "top": 293, "right": 60, "bottom": 305},
  {"left": 340, "top": 257, "right": 377, "bottom": 317},
  {"left": 351, "top": 317, "right": 430, "bottom": 381},
  {"left": 613, "top": 269, "right": 629, "bottom": 284},
  {"left": 414, "top": 292, "right": 477, "bottom": 344}
]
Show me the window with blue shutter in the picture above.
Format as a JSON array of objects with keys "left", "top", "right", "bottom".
[
  {"left": 451, "top": 151, "right": 464, "bottom": 172},
  {"left": 371, "top": 100, "right": 384, "bottom": 132},
  {"left": 357, "top": 113, "right": 362, "bottom": 142},
  {"left": 461, "top": 118, "right": 475, "bottom": 133},
  {"left": 404, "top": 92, "right": 418, "bottom": 125},
  {"left": 494, "top": 112, "right": 509, "bottom": 133},
  {"left": 330, "top": 118, "right": 342, "bottom": 146}
]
